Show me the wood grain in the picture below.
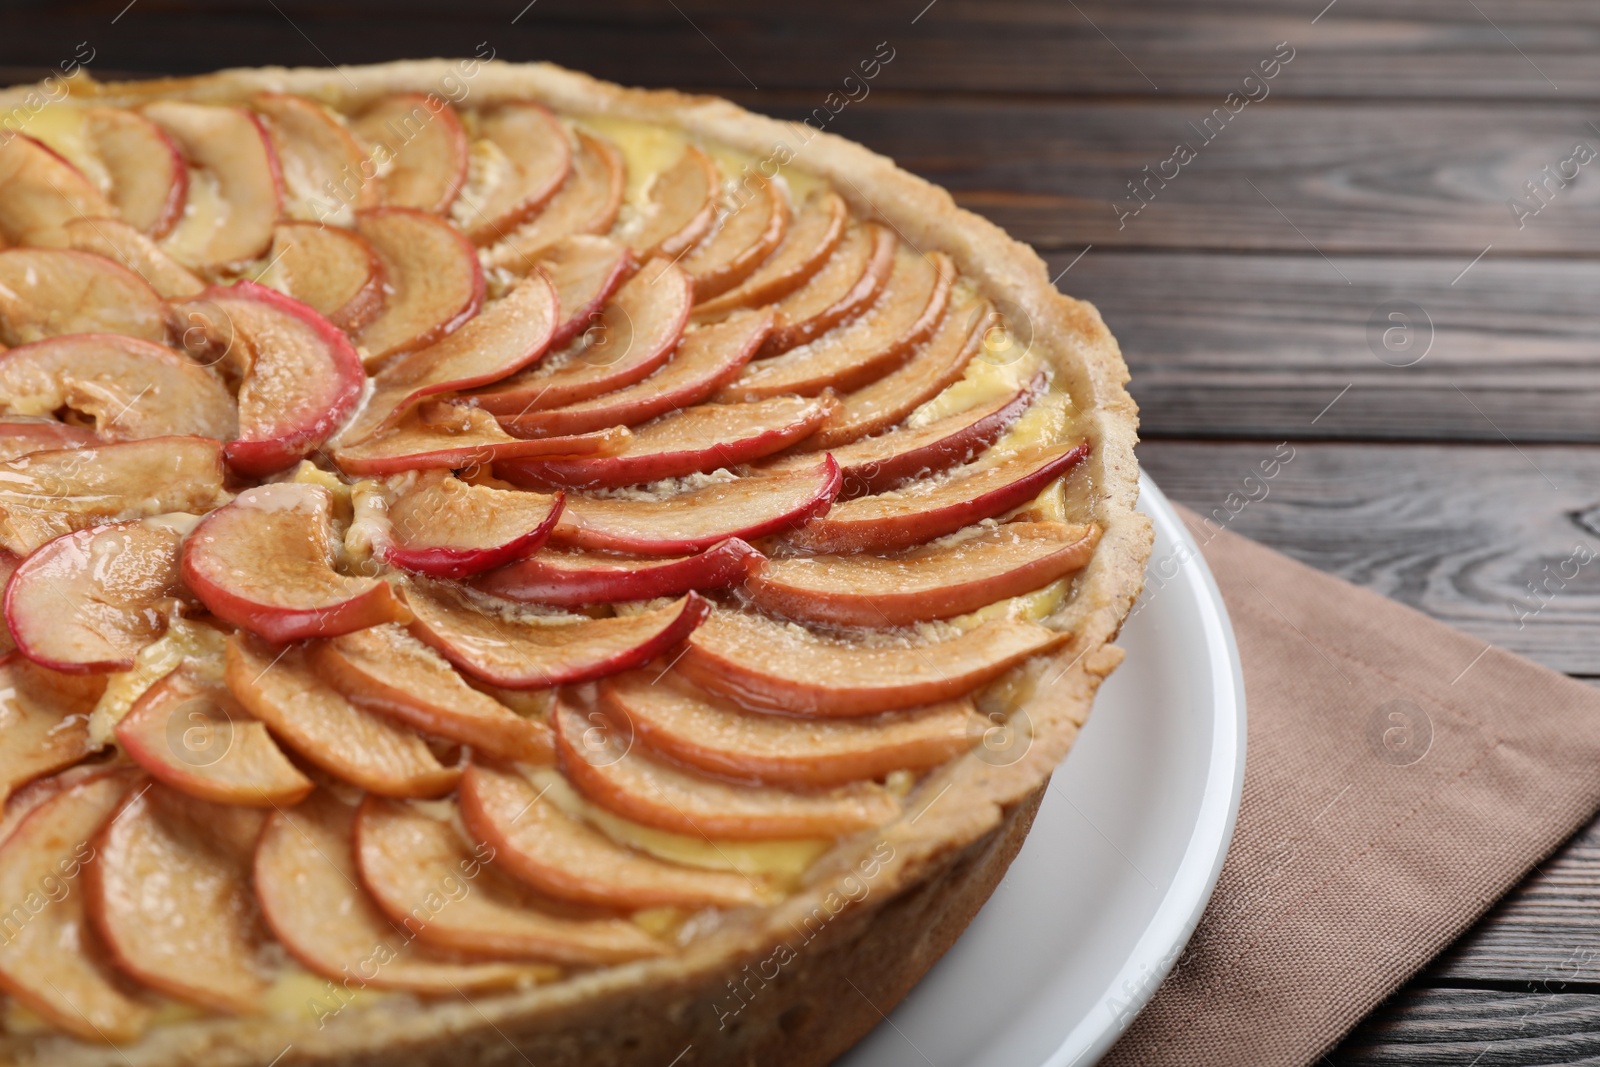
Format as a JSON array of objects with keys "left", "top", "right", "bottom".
[{"left": 1328, "top": 988, "right": 1600, "bottom": 1064}]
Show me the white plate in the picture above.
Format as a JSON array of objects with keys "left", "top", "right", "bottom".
[{"left": 837, "top": 475, "right": 1247, "bottom": 1067}]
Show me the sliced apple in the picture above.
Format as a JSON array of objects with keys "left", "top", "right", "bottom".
[
  {"left": 331, "top": 402, "right": 625, "bottom": 477},
  {"left": 497, "top": 308, "right": 771, "bottom": 439},
  {"left": 175, "top": 280, "right": 364, "bottom": 475},
  {"left": 500, "top": 395, "right": 832, "bottom": 490},
  {"left": 539, "top": 235, "right": 632, "bottom": 349},
  {"left": 0, "top": 247, "right": 171, "bottom": 346},
  {"left": 61, "top": 216, "right": 204, "bottom": 299},
  {"left": 341, "top": 273, "right": 558, "bottom": 446},
  {"left": 226, "top": 633, "right": 459, "bottom": 798},
  {"left": 0, "top": 549, "right": 15, "bottom": 654},
  {"left": 0, "top": 763, "right": 115, "bottom": 848},
  {"left": 454, "top": 103, "right": 572, "bottom": 246},
  {"left": 603, "top": 672, "right": 981, "bottom": 787},
  {"left": 0, "top": 768, "right": 149, "bottom": 1042},
  {"left": 355, "top": 794, "right": 664, "bottom": 963},
  {"left": 310, "top": 625, "right": 553, "bottom": 763},
  {"left": 256, "top": 791, "right": 552, "bottom": 993},
  {"left": 720, "top": 249, "right": 953, "bottom": 401},
  {"left": 85, "top": 107, "right": 187, "bottom": 239},
  {"left": 352, "top": 94, "right": 470, "bottom": 214},
  {"left": 629, "top": 144, "right": 718, "bottom": 259},
  {"left": 261, "top": 220, "right": 386, "bottom": 332},
  {"left": 693, "top": 191, "right": 847, "bottom": 317},
  {"left": 484, "top": 130, "right": 626, "bottom": 273},
  {"left": 554, "top": 700, "right": 898, "bottom": 839},
  {"left": 252, "top": 92, "right": 378, "bottom": 222},
  {"left": 401, "top": 580, "right": 709, "bottom": 689},
  {"left": 473, "top": 537, "right": 761, "bottom": 607},
  {"left": 115, "top": 663, "right": 312, "bottom": 807},
  {"left": 805, "top": 294, "right": 989, "bottom": 450},
  {"left": 144, "top": 101, "right": 282, "bottom": 269},
  {"left": 762, "top": 222, "right": 896, "bottom": 355},
  {"left": 0, "top": 435, "right": 226, "bottom": 556},
  {"left": 184, "top": 483, "right": 407, "bottom": 642},
  {"left": 470, "top": 258, "right": 692, "bottom": 417},
  {"left": 552, "top": 456, "right": 841, "bottom": 556},
  {"left": 0, "top": 134, "right": 113, "bottom": 246},
  {"left": 6, "top": 516, "right": 189, "bottom": 673},
  {"left": 790, "top": 442, "right": 1090, "bottom": 554},
  {"left": 0, "top": 416, "right": 94, "bottom": 463},
  {"left": 353, "top": 206, "right": 484, "bottom": 366},
  {"left": 86, "top": 784, "right": 271, "bottom": 1014},
  {"left": 0, "top": 656, "right": 103, "bottom": 803},
  {"left": 678, "top": 607, "right": 1072, "bottom": 716},
  {"left": 680, "top": 174, "right": 788, "bottom": 301},
  {"left": 0, "top": 333, "right": 235, "bottom": 442},
  {"left": 372, "top": 470, "right": 563, "bottom": 579}
]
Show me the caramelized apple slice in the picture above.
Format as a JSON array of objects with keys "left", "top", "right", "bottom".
[
  {"left": 380, "top": 471, "right": 563, "bottom": 578},
  {"left": 0, "top": 768, "right": 148, "bottom": 1042},
  {"left": 755, "top": 521, "right": 1101, "bottom": 627},
  {"left": 178, "top": 281, "right": 365, "bottom": 474},
  {"left": 471, "top": 258, "right": 692, "bottom": 416},
  {"left": 184, "top": 483, "right": 407, "bottom": 642},
  {"left": 460, "top": 763, "right": 764, "bottom": 909},
  {"left": 340, "top": 273, "right": 557, "bottom": 445},
  {"left": 604, "top": 672, "right": 981, "bottom": 787},
  {"left": 806, "top": 294, "right": 989, "bottom": 450},
  {"left": 498, "top": 308, "right": 770, "bottom": 439},
  {"left": 85, "top": 106, "right": 187, "bottom": 238},
  {"left": 721, "top": 249, "right": 953, "bottom": 401},
  {"left": 261, "top": 221, "right": 386, "bottom": 332},
  {"left": 351, "top": 93, "right": 469, "bottom": 214},
  {"left": 680, "top": 174, "right": 788, "bottom": 300},
  {"left": 501, "top": 395, "right": 832, "bottom": 490},
  {"left": 226, "top": 634, "right": 459, "bottom": 798},
  {"left": 0, "top": 416, "right": 94, "bottom": 462},
  {"left": 61, "top": 216, "right": 204, "bottom": 299},
  {"left": 552, "top": 456, "right": 841, "bottom": 556},
  {"left": 693, "top": 191, "right": 846, "bottom": 317},
  {"left": 353, "top": 206, "right": 485, "bottom": 365},
  {"left": 474, "top": 537, "right": 761, "bottom": 607},
  {"left": 116, "top": 664, "right": 313, "bottom": 807},
  {"left": 252, "top": 92, "right": 378, "bottom": 222},
  {"left": 763, "top": 222, "right": 896, "bottom": 354},
  {"left": 555, "top": 701, "right": 898, "bottom": 838},
  {"left": 356, "top": 795, "right": 664, "bottom": 963},
  {"left": 402, "top": 580, "right": 710, "bottom": 689},
  {"left": 6, "top": 516, "right": 188, "bottom": 673},
  {"left": 484, "top": 130, "right": 625, "bottom": 272},
  {"left": 86, "top": 784, "right": 271, "bottom": 1013},
  {"left": 0, "top": 135, "right": 113, "bottom": 245},
  {"left": 630, "top": 145, "right": 718, "bottom": 258},
  {"left": 256, "top": 791, "right": 551, "bottom": 992},
  {"left": 144, "top": 101, "right": 282, "bottom": 268},
  {"left": 455, "top": 103, "right": 572, "bottom": 245},
  {"left": 0, "top": 435, "right": 226, "bottom": 556},
  {"left": 0, "top": 333, "right": 235, "bottom": 441},
  {"left": 0, "top": 763, "right": 115, "bottom": 848},
  {"left": 0, "top": 247, "right": 170, "bottom": 346},
  {"left": 791, "top": 442, "right": 1091, "bottom": 554},
  {"left": 679, "top": 608, "right": 1072, "bottom": 716},
  {"left": 539, "top": 235, "right": 632, "bottom": 348},
  {"left": 311, "top": 625, "right": 554, "bottom": 762},
  {"left": 0, "top": 657, "right": 102, "bottom": 802},
  {"left": 331, "top": 402, "right": 625, "bottom": 477}
]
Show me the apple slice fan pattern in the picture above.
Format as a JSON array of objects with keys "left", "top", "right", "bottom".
[{"left": 0, "top": 69, "right": 1131, "bottom": 1056}]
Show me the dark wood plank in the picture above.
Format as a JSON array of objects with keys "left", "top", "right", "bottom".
[
  {"left": 1329, "top": 987, "right": 1600, "bottom": 1064},
  {"left": 1053, "top": 252, "right": 1600, "bottom": 445}
]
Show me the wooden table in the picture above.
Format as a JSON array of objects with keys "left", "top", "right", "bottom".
[{"left": 10, "top": 1, "right": 1600, "bottom": 1061}]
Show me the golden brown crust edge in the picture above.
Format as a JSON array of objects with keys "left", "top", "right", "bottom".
[{"left": 0, "top": 60, "right": 1151, "bottom": 1067}]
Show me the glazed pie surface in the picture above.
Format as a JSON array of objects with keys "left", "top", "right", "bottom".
[{"left": 0, "top": 60, "right": 1147, "bottom": 1064}]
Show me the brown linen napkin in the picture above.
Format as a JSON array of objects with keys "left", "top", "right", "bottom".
[{"left": 1102, "top": 508, "right": 1600, "bottom": 1067}]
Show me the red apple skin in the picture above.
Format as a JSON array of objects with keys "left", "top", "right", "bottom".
[
  {"left": 472, "top": 537, "right": 763, "bottom": 606},
  {"left": 354, "top": 206, "right": 486, "bottom": 363},
  {"left": 382, "top": 491, "right": 566, "bottom": 580},
  {"left": 87, "top": 106, "right": 189, "bottom": 240}
]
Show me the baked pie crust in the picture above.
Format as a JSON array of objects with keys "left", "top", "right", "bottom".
[{"left": 0, "top": 59, "right": 1149, "bottom": 1066}]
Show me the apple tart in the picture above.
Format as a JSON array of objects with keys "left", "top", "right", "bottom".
[{"left": 0, "top": 60, "right": 1148, "bottom": 1066}]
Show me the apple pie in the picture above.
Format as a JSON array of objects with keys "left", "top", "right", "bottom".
[{"left": 0, "top": 59, "right": 1149, "bottom": 1066}]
